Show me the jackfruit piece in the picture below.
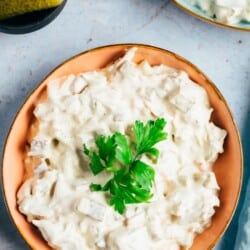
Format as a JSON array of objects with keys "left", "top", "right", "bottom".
[{"left": 0, "top": 0, "right": 64, "bottom": 20}]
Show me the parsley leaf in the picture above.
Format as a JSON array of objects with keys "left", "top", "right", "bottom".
[
  {"left": 114, "top": 132, "right": 132, "bottom": 165},
  {"left": 83, "top": 145, "right": 105, "bottom": 175},
  {"left": 83, "top": 118, "right": 167, "bottom": 214},
  {"left": 131, "top": 160, "right": 155, "bottom": 192},
  {"left": 90, "top": 183, "right": 102, "bottom": 191},
  {"left": 95, "top": 135, "right": 116, "bottom": 168},
  {"left": 83, "top": 135, "right": 117, "bottom": 174},
  {"left": 134, "top": 118, "right": 167, "bottom": 159}
]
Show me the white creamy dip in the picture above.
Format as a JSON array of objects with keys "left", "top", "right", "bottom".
[
  {"left": 17, "top": 48, "right": 226, "bottom": 250},
  {"left": 187, "top": 0, "right": 250, "bottom": 24}
]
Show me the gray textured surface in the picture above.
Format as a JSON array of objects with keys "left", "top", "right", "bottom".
[{"left": 0, "top": 1, "right": 250, "bottom": 249}]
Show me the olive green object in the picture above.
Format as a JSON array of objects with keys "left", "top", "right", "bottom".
[{"left": 0, "top": 0, "right": 64, "bottom": 20}]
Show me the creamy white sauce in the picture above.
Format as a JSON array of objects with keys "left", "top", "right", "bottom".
[
  {"left": 17, "top": 48, "right": 226, "bottom": 250},
  {"left": 187, "top": 0, "right": 250, "bottom": 24}
]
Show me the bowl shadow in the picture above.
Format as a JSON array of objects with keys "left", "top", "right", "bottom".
[
  {"left": 0, "top": 58, "right": 50, "bottom": 249},
  {"left": 0, "top": 95, "right": 29, "bottom": 249}
]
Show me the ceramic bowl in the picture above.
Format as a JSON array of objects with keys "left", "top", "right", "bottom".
[
  {"left": 173, "top": 0, "right": 250, "bottom": 31},
  {"left": 0, "top": 0, "right": 66, "bottom": 34},
  {"left": 2, "top": 44, "right": 243, "bottom": 250}
]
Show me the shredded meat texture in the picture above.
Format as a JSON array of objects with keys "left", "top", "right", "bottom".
[{"left": 17, "top": 48, "right": 226, "bottom": 250}]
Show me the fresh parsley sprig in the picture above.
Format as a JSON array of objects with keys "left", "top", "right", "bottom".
[{"left": 83, "top": 118, "right": 167, "bottom": 214}]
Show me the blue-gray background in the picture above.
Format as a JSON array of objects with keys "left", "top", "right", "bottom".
[{"left": 0, "top": 1, "right": 249, "bottom": 249}]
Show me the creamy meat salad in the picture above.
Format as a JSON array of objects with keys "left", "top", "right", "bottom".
[
  {"left": 187, "top": 0, "right": 250, "bottom": 24},
  {"left": 17, "top": 48, "right": 226, "bottom": 250}
]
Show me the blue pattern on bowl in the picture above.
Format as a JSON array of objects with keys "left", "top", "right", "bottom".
[{"left": 174, "top": 0, "right": 250, "bottom": 31}]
